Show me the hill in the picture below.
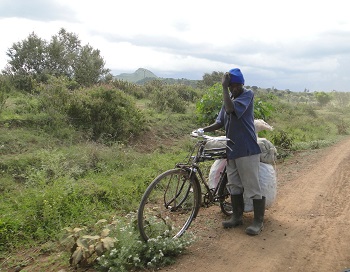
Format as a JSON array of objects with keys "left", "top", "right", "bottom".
[
  {"left": 114, "top": 68, "right": 158, "bottom": 83},
  {"left": 114, "top": 68, "right": 200, "bottom": 87}
]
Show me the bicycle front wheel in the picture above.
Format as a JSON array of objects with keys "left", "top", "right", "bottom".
[{"left": 137, "top": 168, "right": 201, "bottom": 241}]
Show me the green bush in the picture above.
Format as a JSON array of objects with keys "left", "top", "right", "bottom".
[
  {"left": 254, "top": 97, "right": 274, "bottom": 120},
  {"left": 112, "top": 80, "right": 146, "bottom": 99},
  {"left": 195, "top": 83, "right": 222, "bottom": 124},
  {"left": 170, "top": 84, "right": 199, "bottom": 103},
  {"left": 94, "top": 213, "right": 194, "bottom": 271},
  {"left": 271, "top": 130, "right": 294, "bottom": 159},
  {"left": 196, "top": 83, "right": 274, "bottom": 125},
  {"left": 67, "top": 85, "right": 146, "bottom": 142},
  {"left": 148, "top": 85, "right": 188, "bottom": 113},
  {"left": 336, "top": 119, "right": 349, "bottom": 135},
  {"left": 0, "top": 75, "right": 13, "bottom": 113}
]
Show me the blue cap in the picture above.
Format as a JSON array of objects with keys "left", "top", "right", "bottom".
[{"left": 229, "top": 68, "right": 245, "bottom": 84}]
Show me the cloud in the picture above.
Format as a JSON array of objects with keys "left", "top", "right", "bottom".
[
  {"left": 0, "top": 0, "right": 349, "bottom": 91},
  {"left": 0, "top": 0, "right": 77, "bottom": 22}
]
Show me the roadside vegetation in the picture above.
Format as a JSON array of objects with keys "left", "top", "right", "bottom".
[{"left": 1, "top": 29, "right": 350, "bottom": 271}]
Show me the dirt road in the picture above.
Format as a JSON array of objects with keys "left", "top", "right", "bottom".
[{"left": 165, "top": 137, "right": 350, "bottom": 272}]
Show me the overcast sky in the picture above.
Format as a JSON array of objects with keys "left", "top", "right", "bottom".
[{"left": 0, "top": 0, "right": 349, "bottom": 92}]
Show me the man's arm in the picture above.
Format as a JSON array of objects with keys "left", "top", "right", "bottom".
[
  {"left": 222, "top": 73, "right": 234, "bottom": 113},
  {"left": 202, "top": 122, "right": 223, "bottom": 132}
]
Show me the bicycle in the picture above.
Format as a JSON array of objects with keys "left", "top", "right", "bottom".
[{"left": 137, "top": 131, "right": 234, "bottom": 241}]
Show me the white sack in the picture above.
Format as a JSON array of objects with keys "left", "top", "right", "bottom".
[
  {"left": 208, "top": 160, "right": 277, "bottom": 212},
  {"left": 204, "top": 136, "right": 228, "bottom": 150},
  {"left": 254, "top": 119, "right": 273, "bottom": 133},
  {"left": 208, "top": 159, "right": 227, "bottom": 189},
  {"left": 257, "top": 138, "right": 277, "bottom": 164},
  {"left": 244, "top": 162, "right": 277, "bottom": 212}
]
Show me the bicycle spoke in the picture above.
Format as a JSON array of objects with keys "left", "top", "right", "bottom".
[{"left": 138, "top": 169, "right": 200, "bottom": 241}]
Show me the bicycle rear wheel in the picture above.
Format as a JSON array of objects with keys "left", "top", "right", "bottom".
[
  {"left": 217, "top": 171, "right": 233, "bottom": 216},
  {"left": 137, "top": 168, "right": 201, "bottom": 241}
]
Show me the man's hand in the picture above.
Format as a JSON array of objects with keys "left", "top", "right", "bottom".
[
  {"left": 222, "top": 72, "right": 230, "bottom": 88},
  {"left": 191, "top": 128, "right": 204, "bottom": 137}
]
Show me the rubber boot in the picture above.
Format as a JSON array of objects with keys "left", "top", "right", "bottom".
[
  {"left": 222, "top": 193, "right": 244, "bottom": 228},
  {"left": 245, "top": 196, "right": 265, "bottom": 235}
]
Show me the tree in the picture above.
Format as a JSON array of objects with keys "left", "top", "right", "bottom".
[
  {"left": 314, "top": 91, "right": 332, "bottom": 106},
  {"left": 200, "top": 71, "right": 224, "bottom": 87},
  {"left": 74, "top": 45, "right": 109, "bottom": 87},
  {"left": 46, "top": 28, "right": 81, "bottom": 78},
  {"left": 3, "top": 32, "right": 47, "bottom": 91},
  {"left": 2, "top": 28, "right": 110, "bottom": 91},
  {"left": 4, "top": 32, "right": 47, "bottom": 76}
]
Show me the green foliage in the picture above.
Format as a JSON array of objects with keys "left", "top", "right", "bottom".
[
  {"left": 45, "top": 28, "right": 81, "bottom": 78},
  {"left": 0, "top": 138, "right": 187, "bottom": 254},
  {"left": 271, "top": 130, "right": 294, "bottom": 159},
  {"left": 67, "top": 85, "right": 146, "bottom": 142},
  {"left": 314, "top": 91, "right": 332, "bottom": 106},
  {"left": 293, "top": 139, "right": 334, "bottom": 150},
  {"left": 196, "top": 83, "right": 274, "bottom": 125},
  {"left": 336, "top": 119, "right": 349, "bottom": 135},
  {"left": 63, "top": 222, "right": 116, "bottom": 268},
  {"left": 112, "top": 79, "right": 145, "bottom": 99},
  {"left": 65, "top": 213, "right": 194, "bottom": 271},
  {"left": 200, "top": 71, "right": 224, "bottom": 88},
  {"left": 4, "top": 32, "right": 46, "bottom": 75},
  {"left": 254, "top": 97, "right": 274, "bottom": 120},
  {"left": 74, "top": 45, "right": 110, "bottom": 87},
  {"left": 332, "top": 91, "right": 350, "bottom": 107},
  {"left": 3, "top": 28, "right": 110, "bottom": 91},
  {"left": 0, "top": 75, "right": 13, "bottom": 113},
  {"left": 195, "top": 83, "right": 222, "bottom": 124},
  {"left": 147, "top": 82, "right": 192, "bottom": 113},
  {"left": 38, "top": 76, "right": 72, "bottom": 113}
]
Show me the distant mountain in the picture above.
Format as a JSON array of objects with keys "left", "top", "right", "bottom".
[
  {"left": 114, "top": 68, "right": 200, "bottom": 87},
  {"left": 114, "top": 68, "right": 158, "bottom": 83}
]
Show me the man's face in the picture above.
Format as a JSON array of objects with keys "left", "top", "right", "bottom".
[{"left": 229, "top": 83, "right": 243, "bottom": 98}]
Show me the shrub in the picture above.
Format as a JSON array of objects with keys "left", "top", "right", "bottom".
[
  {"left": 196, "top": 83, "right": 274, "bottom": 125},
  {"left": 271, "top": 130, "right": 294, "bottom": 159},
  {"left": 336, "top": 119, "right": 349, "bottom": 135},
  {"left": 148, "top": 86, "right": 187, "bottom": 113},
  {"left": 254, "top": 97, "right": 274, "bottom": 120},
  {"left": 67, "top": 85, "right": 146, "bottom": 143},
  {"left": 112, "top": 80, "right": 146, "bottom": 99},
  {"left": 63, "top": 213, "right": 194, "bottom": 271},
  {"left": 0, "top": 75, "right": 13, "bottom": 113},
  {"left": 195, "top": 83, "right": 222, "bottom": 124}
]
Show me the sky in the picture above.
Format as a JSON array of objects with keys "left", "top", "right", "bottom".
[{"left": 0, "top": 0, "right": 349, "bottom": 92}]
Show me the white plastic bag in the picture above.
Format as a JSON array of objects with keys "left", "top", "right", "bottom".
[
  {"left": 208, "top": 160, "right": 277, "bottom": 212},
  {"left": 254, "top": 119, "right": 273, "bottom": 133},
  {"left": 257, "top": 138, "right": 277, "bottom": 164},
  {"left": 244, "top": 162, "right": 277, "bottom": 212},
  {"left": 208, "top": 159, "right": 226, "bottom": 189},
  {"left": 204, "top": 136, "right": 228, "bottom": 150}
]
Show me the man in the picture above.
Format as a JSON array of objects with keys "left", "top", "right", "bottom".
[{"left": 199, "top": 68, "right": 265, "bottom": 235}]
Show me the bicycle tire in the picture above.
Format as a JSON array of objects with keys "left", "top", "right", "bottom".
[
  {"left": 137, "top": 168, "right": 201, "bottom": 241},
  {"left": 217, "top": 171, "right": 233, "bottom": 216}
]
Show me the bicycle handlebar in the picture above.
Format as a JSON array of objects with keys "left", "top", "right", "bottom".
[{"left": 190, "top": 131, "right": 234, "bottom": 151}]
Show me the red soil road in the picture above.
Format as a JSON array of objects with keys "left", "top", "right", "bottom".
[{"left": 164, "top": 136, "right": 350, "bottom": 272}]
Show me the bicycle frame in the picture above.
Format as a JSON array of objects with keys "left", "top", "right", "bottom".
[{"left": 175, "top": 135, "right": 229, "bottom": 206}]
